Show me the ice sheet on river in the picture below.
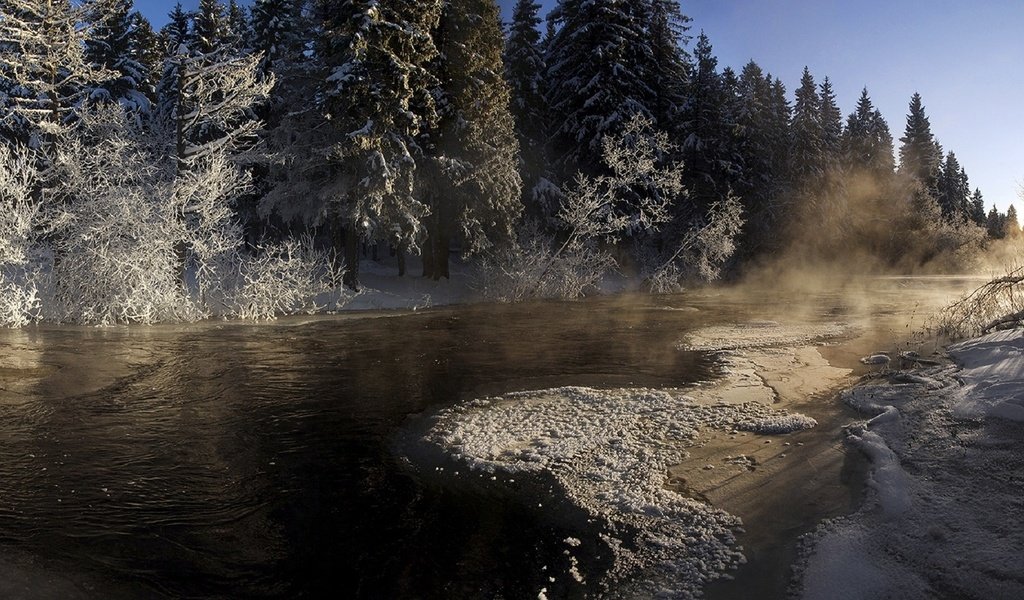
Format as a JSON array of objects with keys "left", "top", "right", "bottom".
[
  {"left": 423, "top": 321, "right": 851, "bottom": 598},
  {"left": 793, "top": 329, "right": 1024, "bottom": 600}
]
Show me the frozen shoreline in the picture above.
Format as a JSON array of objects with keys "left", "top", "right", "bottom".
[
  {"left": 792, "top": 329, "right": 1024, "bottom": 599},
  {"left": 422, "top": 320, "right": 857, "bottom": 598}
]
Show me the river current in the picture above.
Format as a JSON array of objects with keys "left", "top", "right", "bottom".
[{"left": 0, "top": 278, "right": 978, "bottom": 598}]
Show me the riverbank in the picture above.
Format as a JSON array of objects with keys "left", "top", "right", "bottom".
[
  {"left": 791, "top": 329, "right": 1024, "bottom": 600},
  {"left": 420, "top": 319, "right": 871, "bottom": 597}
]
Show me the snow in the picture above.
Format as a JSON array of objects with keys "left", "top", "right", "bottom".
[
  {"left": 949, "top": 329, "right": 1024, "bottom": 421},
  {"left": 793, "top": 329, "right": 1024, "bottom": 599},
  {"left": 423, "top": 321, "right": 848, "bottom": 597}
]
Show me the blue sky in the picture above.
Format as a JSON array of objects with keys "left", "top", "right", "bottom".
[{"left": 137, "top": 0, "right": 1024, "bottom": 212}]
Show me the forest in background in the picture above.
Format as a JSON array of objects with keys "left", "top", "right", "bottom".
[{"left": 0, "top": 0, "right": 1019, "bottom": 325}]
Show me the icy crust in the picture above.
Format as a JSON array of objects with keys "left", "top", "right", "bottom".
[
  {"left": 677, "top": 321, "right": 851, "bottom": 352},
  {"left": 949, "top": 329, "right": 1024, "bottom": 421},
  {"left": 426, "top": 386, "right": 817, "bottom": 598},
  {"left": 792, "top": 339, "right": 1024, "bottom": 600}
]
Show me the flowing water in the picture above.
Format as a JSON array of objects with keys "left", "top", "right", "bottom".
[{"left": 0, "top": 278, "right": 980, "bottom": 598}]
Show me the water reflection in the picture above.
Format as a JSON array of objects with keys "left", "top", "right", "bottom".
[{"left": 0, "top": 279, "right": 980, "bottom": 598}]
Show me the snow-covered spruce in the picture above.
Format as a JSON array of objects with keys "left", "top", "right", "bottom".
[
  {"left": 791, "top": 330, "right": 1024, "bottom": 600},
  {"left": 425, "top": 386, "right": 817, "bottom": 598}
]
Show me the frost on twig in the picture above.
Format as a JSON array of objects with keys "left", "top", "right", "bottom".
[
  {"left": 938, "top": 266, "right": 1024, "bottom": 338},
  {"left": 476, "top": 114, "right": 683, "bottom": 301}
]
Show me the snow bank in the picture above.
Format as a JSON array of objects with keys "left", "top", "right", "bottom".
[
  {"left": 793, "top": 331, "right": 1024, "bottom": 599},
  {"left": 427, "top": 386, "right": 818, "bottom": 597},
  {"left": 949, "top": 329, "right": 1024, "bottom": 421},
  {"left": 418, "top": 319, "right": 853, "bottom": 597},
  {"left": 678, "top": 321, "right": 850, "bottom": 352}
]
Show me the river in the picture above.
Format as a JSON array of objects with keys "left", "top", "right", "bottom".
[{"left": 0, "top": 277, "right": 979, "bottom": 598}]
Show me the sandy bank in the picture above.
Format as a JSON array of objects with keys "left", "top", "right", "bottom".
[{"left": 422, "top": 320, "right": 862, "bottom": 598}]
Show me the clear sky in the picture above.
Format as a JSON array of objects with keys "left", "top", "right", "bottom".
[{"left": 137, "top": 0, "right": 1024, "bottom": 213}]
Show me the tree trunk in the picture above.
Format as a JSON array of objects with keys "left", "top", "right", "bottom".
[
  {"left": 422, "top": 231, "right": 436, "bottom": 279},
  {"left": 343, "top": 223, "right": 360, "bottom": 291},
  {"left": 434, "top": 228, "right": 451, "bottom": 280},
  {"left": 397, "top": 242, "right": 407, "bottom": 277}
]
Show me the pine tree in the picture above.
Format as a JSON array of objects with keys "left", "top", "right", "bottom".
[
  {"left": 504, "top": 0, "right": 548, "bottom": 217},
  {"left": 898, "top": 92, "right": 942, "bottom": 195},
  {"left": 224, "top": 0, "right": 250, "bottom": 51},
  {"left": 969, "top": 188, "right": 985, "bottom": 226},
  {"left": 842, "top": 88, "right": 894, "bottom": 177},
  {"left": 986, "top": 206, "right": 1005, "bottom": 239},
  {"left": 678, "top": 32, "right": 732, "bottom": 216},
  {"left": 647, "top": 0, "right": 691, "bottom": 129},
  {"left": 818, "top": 76, "right": 842, "bottom": 170},
  {"left": 85, "top": 0, "right": 152, "bottom": 114},
  {"left": 421, "top": 0, "right": 522, "bottom": 280},
  {"left": 1005, "top": 205, "right": 1020, "bottom": 238},
  {"left": 0, "top": 0, "right": 111, "bottom": 144},
  {"left": 194, "top": 0, "right": 228, "bottom": 56},
  {"left": 251, "top": 0, "right": 305, "bottom": 76},
  {"left": 545, "top": 0, "right": 655, "bottom": 178},
  {"left": 789, "top": 67, "right": 824, "bottom": 184},
  {"left": 319, "top": 0, "right": 442, "bottom": 288},
  {"left": 156, "top": 3, "right": 191, "bottom": 124}
]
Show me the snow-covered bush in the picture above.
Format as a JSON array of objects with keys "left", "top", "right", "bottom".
[
  {"left": 0, "top": 144, "right": 48, "bottom": 327},
  {"left": 474, "top": 220, "right": 615, "bottom": 301},
  {"left": 28, "top": 104, "right": 339, "bottom": 325},
  {"left": 477, "top": 115, "right": 682, "bottom": 300},
  {"left": 215, "top": 237, "right": 345, "bottom": 320},
  {"left": 643, "top": 192, "right": 745, "bottom": 293}
]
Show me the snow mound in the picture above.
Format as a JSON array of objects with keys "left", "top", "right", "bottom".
[
  {"left": 949, "top": 329, "right": 1024, "bottom": 421},
  {"left": 793, "top": 350, "right": 1024, "bottom": 599},
  {"left": 678, "top": 321, "right": 850, "bottom": 352},
  {"left": 426, "top": 386, "right": 818, "bottom": 597}
]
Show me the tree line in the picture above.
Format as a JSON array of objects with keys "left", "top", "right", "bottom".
[{"left": 0, "top": 0, "right": 1016, "bottom": 324}]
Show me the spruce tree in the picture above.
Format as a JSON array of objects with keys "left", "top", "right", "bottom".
[
  {"left": 545, "top": 0, "right": 655, "bottom": 178},
  {"left": 733, "top": 62, "right": 790, "bottom": 256},
  {"left": 986, "top": 206, "right": 1005, "bottom": 239},
  {"left": 251, "top": 0, "right": 305, "bottom": 76},
  {"left": 194, "top": 0, "right": 228, "bottom": 56},
  {"left": 969, "top": 188, "right": 986, "bottom": 226},
  {"left": 842, "top": 88, "right": 894, "bottom": 177},
  {"left": 1005, "top": 205, "right": 1020, "bottom": 238},
  {"left": 85, "top": 0, "right": 153, "bottom": 114},
  {"left": 647, "top": 0, "right": 691, "bottom": 129},
  {"left": 818, "top": 76, "right": 842, "bottom": 170},
  {"left": 898, "top": 92, "right": 942, "bottom": 195},
  {"left": 318, "top": 0, "right": 442, "bottom": 288},
  {"left": 936, "top": 151, "right": 976, "bottom": 221},
  {"left": 224, "top": 0, "right": 250, "bottom": 51},
  {"left": 156, "top": 3, "right": 191, "bottom": 124},
  {"left": 504, "top": 0, "right": 548, "bottom": 217},
  {"left": 789, "top": 67, "right": 824, "bottom": 184},
  {"left": 421, "top": 0, "right": 522, "bottom": 280},
  {"left": 678, "top": 32, "right": 732, "bottom": 216}
]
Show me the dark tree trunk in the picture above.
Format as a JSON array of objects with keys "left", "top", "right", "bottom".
[
  {"left": 422, "top": 230, "right": 436, "bottom": 279},
  {"left": 397, "top": 242, "right": 407, "bottom": 277},
  {"left": 343, "top": 223, "right": 360, "bottom": 291}
]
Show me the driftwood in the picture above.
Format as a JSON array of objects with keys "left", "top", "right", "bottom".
[{"left": 939, "top": 267, "right": 1024, "bottom": 338}]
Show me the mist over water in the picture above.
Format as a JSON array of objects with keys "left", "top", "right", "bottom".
[{"left": 0, "top": 278, "right": 980, "bottom": 598}]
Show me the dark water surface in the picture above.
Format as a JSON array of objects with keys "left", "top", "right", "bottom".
[{"left": 0, "top": 279, "right": 979, "bottom": 598}]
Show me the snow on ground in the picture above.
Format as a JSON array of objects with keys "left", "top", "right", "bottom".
[
  {"left": 337, "top": 258, "right": 476, "bottom": 312},
  {"left": 423, "top": 321, "right": 849, "bottom": 598},
  {"left": 792, "top": 329, "right": 1024, "bottom": 600}
]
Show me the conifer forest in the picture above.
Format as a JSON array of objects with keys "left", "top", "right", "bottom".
[
  {"left": 2, "top": 2, "right": 1024, "bottom": 600},
  {"left": 0, "top": 0, "right": 1017, "bottom": 325}
]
